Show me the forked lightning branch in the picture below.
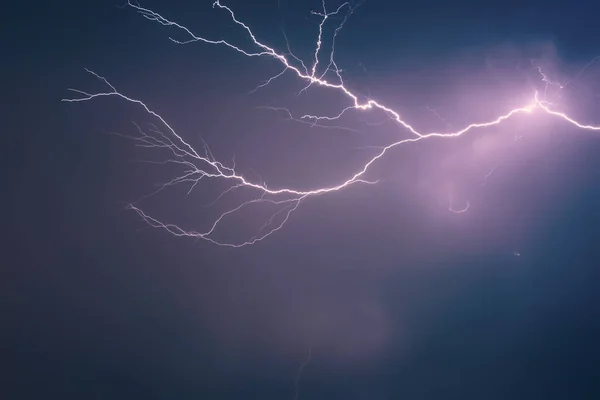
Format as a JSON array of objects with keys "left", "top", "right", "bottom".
[{"left": 64, "top": 1, "right": 600, "bottom": 247}]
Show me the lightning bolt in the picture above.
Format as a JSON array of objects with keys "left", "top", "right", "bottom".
[
  {"left": 292, "top": 345, "right": 312, "bottom": 400},
  {"left": 63, "top": 1, "right": 600, "bottom": 247}
]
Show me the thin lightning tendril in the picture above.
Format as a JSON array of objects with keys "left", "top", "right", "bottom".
[
  {"left": 63, "top": 1, "right": 600, "bottom": 247},
  {"left": 292, "top": 345, "right": 312, "bottom": 400}
]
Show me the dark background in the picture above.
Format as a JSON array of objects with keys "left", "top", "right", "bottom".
[{"left": 3, "top": 0, "right": 600, "bottom": 399}]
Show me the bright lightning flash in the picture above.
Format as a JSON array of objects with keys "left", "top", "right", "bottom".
[{"left": 63, "top": 1, "right": 600, "bottom": 247}]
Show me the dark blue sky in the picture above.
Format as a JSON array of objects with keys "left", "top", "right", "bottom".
[{"left": 3, "top": 0, "right": 600, "bottom": 399}]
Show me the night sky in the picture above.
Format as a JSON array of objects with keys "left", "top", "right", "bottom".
[{"left": 4, "top": 0, "right": 600, "bottom": 399}]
